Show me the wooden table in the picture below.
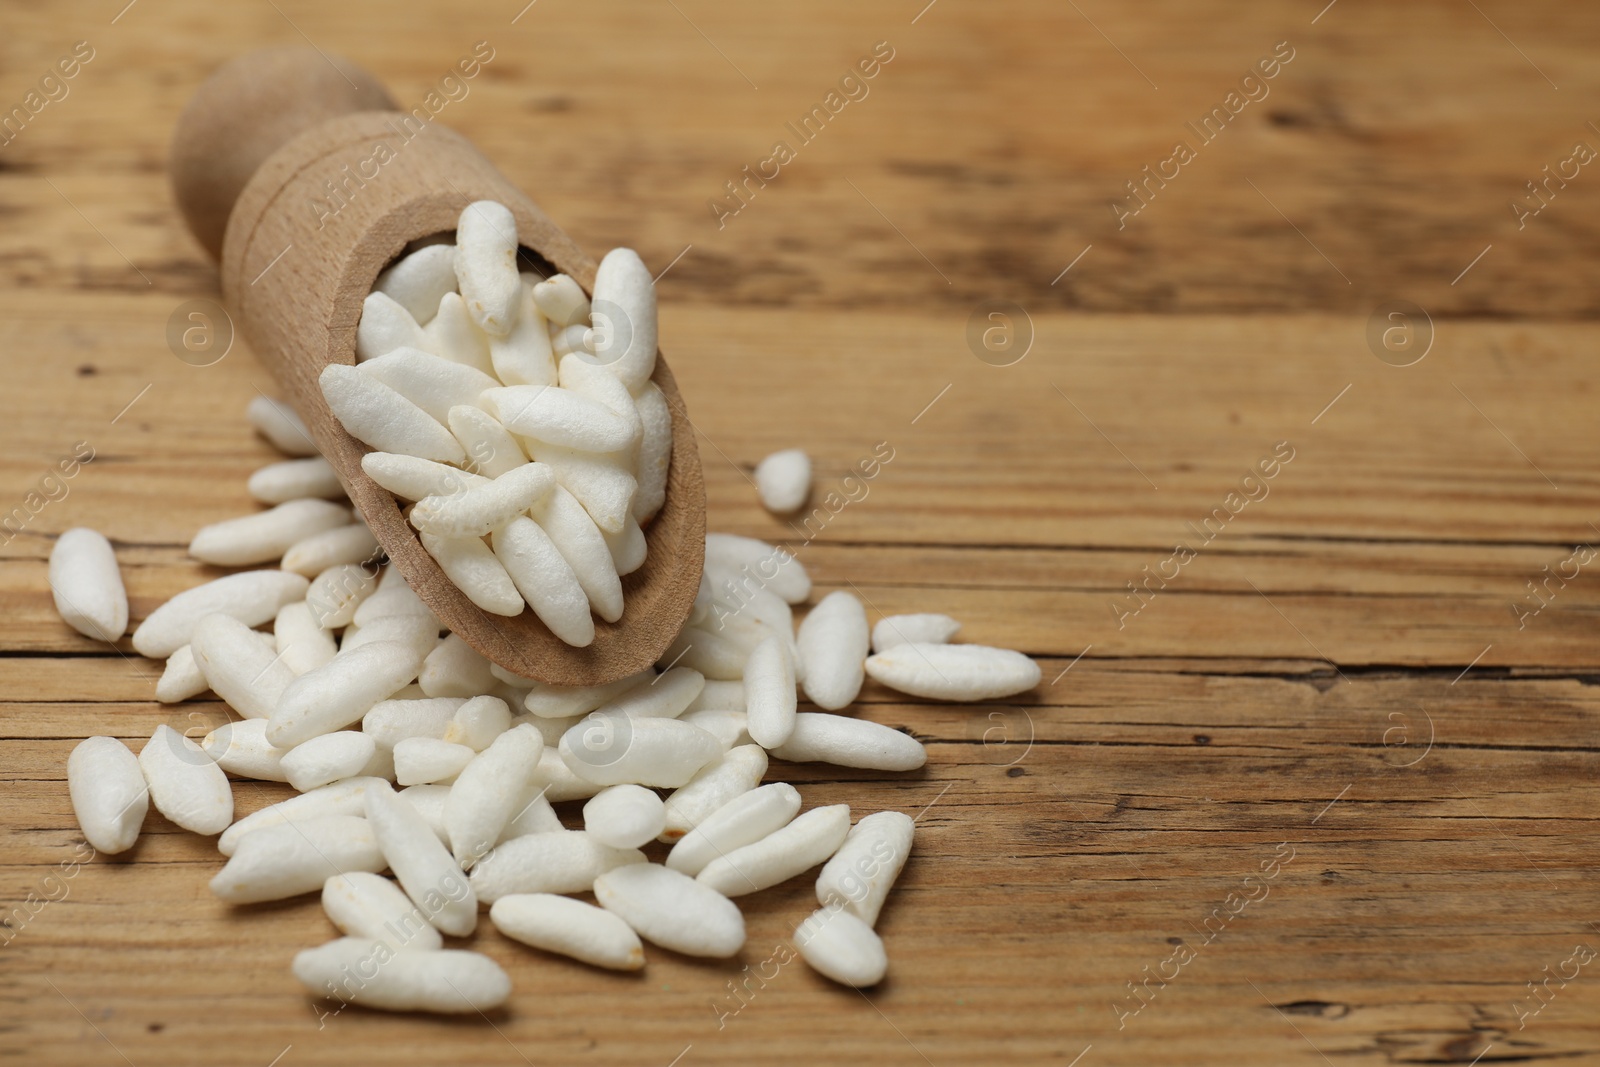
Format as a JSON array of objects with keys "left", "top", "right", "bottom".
[{"left": 4, "top": 1, "right": 1598, "bottom": 1063}]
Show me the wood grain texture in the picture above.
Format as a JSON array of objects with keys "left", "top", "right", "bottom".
[
  {"left": 2, "top": 2, "right": 1599, "bottom": 1066},
  {"left": 3, "top": 1, "right": 1600, "bottom": 315}
]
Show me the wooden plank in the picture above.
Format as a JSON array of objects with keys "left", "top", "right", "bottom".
[
  {"left": 4, "top": 666, "right": 1599, "bottom": 1064},
  {"left": 2, "top": 299, "right": 1597, "bottom": 671},
  {"left": 1, "top": 2, "right": 1598, "bottom": 316},
  {"left": 4, "top": 301, "right": 1597, "bottom": 550}
]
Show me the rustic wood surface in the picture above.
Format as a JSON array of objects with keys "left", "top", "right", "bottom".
[{"left": 3, "top": 1, "right": 1599, "bottom": 1065}]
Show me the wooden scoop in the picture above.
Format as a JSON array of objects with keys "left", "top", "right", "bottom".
[{"left": 169, "top": 47, "right": 704, "bottom": 687}]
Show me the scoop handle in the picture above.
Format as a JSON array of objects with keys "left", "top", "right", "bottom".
[{"left": 170, "top": 47, "right": 396, "bottom": 260}]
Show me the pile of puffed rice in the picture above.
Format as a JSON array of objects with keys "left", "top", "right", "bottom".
[{"left": 51, "top": 208, "right": 1039, "bottom": 1012}]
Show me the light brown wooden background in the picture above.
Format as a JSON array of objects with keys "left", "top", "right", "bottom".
[{"left": 3, "top": 1, "right": 1599, "bottom": 1064}]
